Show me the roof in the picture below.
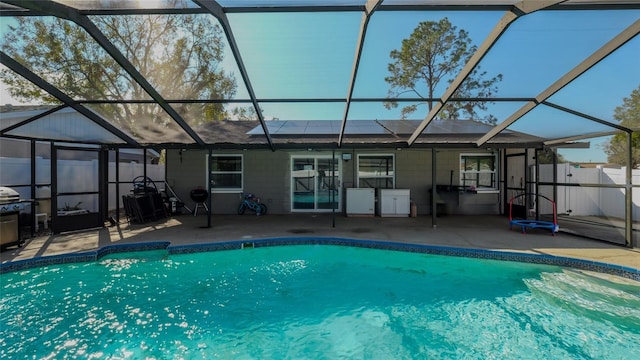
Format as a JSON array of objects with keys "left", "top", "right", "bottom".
[
  {"left": 0, "top": 105, "right": 545, "bottom": 149},
  {"left": 197, "top": 119, "right": 544, "bottom": 149},
  {"left": 1, "top": 1, "right": 638, "bottom": 152}
]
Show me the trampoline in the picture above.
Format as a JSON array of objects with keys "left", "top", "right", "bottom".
[{"left": 509, "top": 194, "right": 559, "bottom": 235}]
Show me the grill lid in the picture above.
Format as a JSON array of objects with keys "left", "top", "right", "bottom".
[{"left": 0, "top": 186, "right": 20, "bottom": 204}]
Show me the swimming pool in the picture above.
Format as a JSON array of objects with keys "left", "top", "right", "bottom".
[{"left": 1, "top": 242, "right": 639, "bottom": 358}]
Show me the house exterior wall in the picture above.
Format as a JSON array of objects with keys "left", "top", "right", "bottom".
[
  {"left": 392, "top": 149, "right": 432, "bottom": 214},
  {"left": 242, "top": 150, "right": 290, "bottom": 214},
  {"left": 165, "top": 148, "right": 500, "bottom": 216},
  {"left": 165, "top": 149, "right": 209, "bottom": 213},
  {"left": 166, "top": 149, "right": 291, "bottom": 214}
]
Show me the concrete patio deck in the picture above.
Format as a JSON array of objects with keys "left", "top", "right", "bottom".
[{"left": 2, "top": 214, "right": 638, "bottom": 272}]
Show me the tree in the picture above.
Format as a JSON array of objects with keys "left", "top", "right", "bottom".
[
  {"left": 536, "top": 148, "right": 567, "bottom": 164},
  {"left": 385, "top": 18, "right": 502, "bottom": 124},
  {"left": 604, "top": 85, "right": 640, "bottom": 168},
  {"left": 0, "top": 11, "right": 250, "bottom": 138}
]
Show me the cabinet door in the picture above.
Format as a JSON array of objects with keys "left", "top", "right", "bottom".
[
  {"left": 380, "top": 189, "right": 410, "bottom": 216},
  {"left": 380, "top": 193, "right": 396, "bottom": 214},
  {"left": 395, "top": 193, "right": 411, "bottom": 214}
]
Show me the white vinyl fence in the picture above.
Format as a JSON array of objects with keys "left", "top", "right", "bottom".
[
  {"left": 1, "top": 157, "right": 636, "bottom": 220},
  {"left": 0, "top": 157, "right": 164, "bottom": 215},
  {"left": 538, "top": 164, "right": 639, "bottom": 222}
]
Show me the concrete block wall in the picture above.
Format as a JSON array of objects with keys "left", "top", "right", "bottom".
[
  {"left": 166, "top": 149, "right": 292, "bottom": 215},
  {"left": 394, "top": 149, "right": 432, "bottom": 215},
  {"left": 434, "top": 150, "right": 463, "bottom": 187},
  {"left": 165, "top": 149, "right": 207, "bottom": 213},
  {"left": 166, "top": 148, "right": 498, "bottom": 215},
  {"left": 242, "top": 150, "right": 290, "bottom": 214}
]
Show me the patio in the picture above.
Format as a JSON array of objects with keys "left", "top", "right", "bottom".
[
  {"left": 2, "top": 214, "right": 638, "bottom": 272},
  {"left": 1, "top": 1, "right": 637, "bottom": 249}
]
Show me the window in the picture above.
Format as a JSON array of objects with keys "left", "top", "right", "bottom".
[
  {"left": 208, "top": 154, "right": 243, "bottom": 192},
  {"left": 460, "top": 153, "right": 497, "bottom": 190},
  {"left": 357, "top": 154, "right": 394, "bottom": 189}
]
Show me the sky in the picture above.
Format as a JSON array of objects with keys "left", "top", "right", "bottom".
[{"left": 2, "top": 4, "right": 639, "bottom": 164}]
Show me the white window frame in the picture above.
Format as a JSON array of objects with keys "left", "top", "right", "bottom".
[
  {"left": 459, "top": 152, "right": 498, "bottom": 190},
  {"left": 206, "top": 154, "right": 243, "bottom": 193},
  {"left": 356, "top": 154, "right": 395, "bottom": 189}
]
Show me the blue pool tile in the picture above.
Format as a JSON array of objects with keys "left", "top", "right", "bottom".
[{"left": 2, "top": 238, "right": 638, "bottom": 281}]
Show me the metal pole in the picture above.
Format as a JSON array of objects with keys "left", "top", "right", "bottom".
[
  {"left": 100, "top": 147, "right": 108, "bottom": 225},
  {"left": 332, "top": 149, "right": 336, "bottom": 228},
  {"left": 207, "top": 148, "right": 213, "bottom": 228},
  {"left": 115, "top": 149, "right": 120, "bottom": 222},
  {"left": 535, "top": 148, "right": 541, "bottom": 221},
  {"left": 30, "top": 140, "right": 36, "bottom": 238},
  {"left": 553, "top": 149, "right": 558, "bottom": 215},
  {"left": 143, "top": 148, "right": 147, "bottom": 188},
  {"left": 625, "top": 132, "right": 633, "bottom": 248},
  {"left": 502, "top": 149, "right": 507, "bottom": 215},
  {"left": 51, "top": 142, "right": 58, "bottom": 234},
  {"left": 432, "top": 148, "right": 437, "bottom": 228},
  {"left": 524, "top": 148, "right": 529, "bottom": 219}
]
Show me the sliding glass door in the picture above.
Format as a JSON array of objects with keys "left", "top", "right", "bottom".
[{"left": 291, "top": 156, "right": 340, "bottom": 212}]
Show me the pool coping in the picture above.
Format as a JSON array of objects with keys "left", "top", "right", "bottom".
[{"left": 1, "top": 237, "right": 639, "bottom": 282}]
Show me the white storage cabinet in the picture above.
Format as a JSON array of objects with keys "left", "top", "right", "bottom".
[
  {"left": 377, "top": 189, "right": 410, "bottom": 217},
  {"left": 346, "top": 188, "right": 375, "bottom": 216}
]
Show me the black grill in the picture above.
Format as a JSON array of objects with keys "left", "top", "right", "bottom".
[{"left": 190, "top": 188, "right": 208, "bottom": 203}]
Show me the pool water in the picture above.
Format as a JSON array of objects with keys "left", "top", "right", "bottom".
[{"left": 1, "top": 245, "right": 639, "bottom": 359}]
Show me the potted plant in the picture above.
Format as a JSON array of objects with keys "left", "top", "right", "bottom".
[{"left": 55, "top": 202, "right": 102, "bottom": 233}]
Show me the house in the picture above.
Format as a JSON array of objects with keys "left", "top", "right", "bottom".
[
  {"left": 0, "top": 1, "right": 635, "bottom": 248},
  {"left": 164, "top": 119, "right": 542, "bottom": 216}
]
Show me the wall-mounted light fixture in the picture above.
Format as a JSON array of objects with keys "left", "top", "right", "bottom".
[{"left": 341, "top": 153, "right": 352, "bottom": 161}]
